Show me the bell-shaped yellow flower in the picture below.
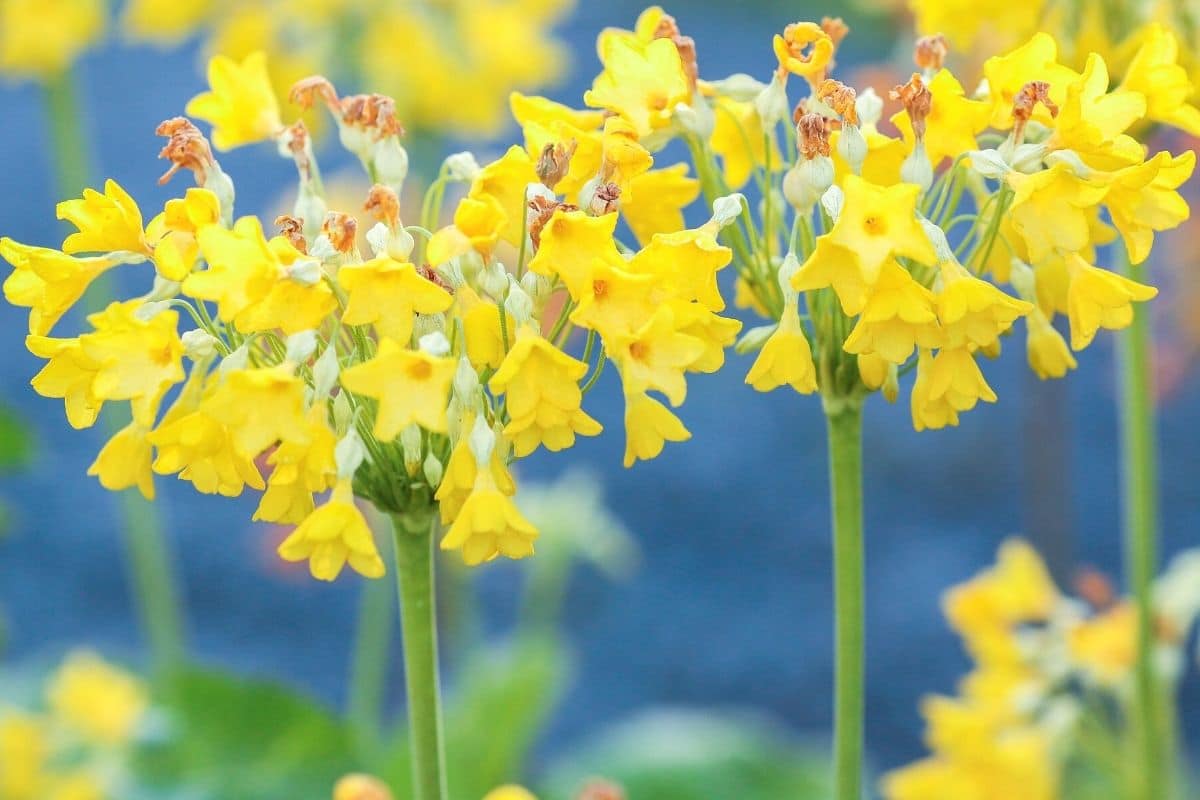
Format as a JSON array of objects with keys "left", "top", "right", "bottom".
[
  {"left": 147, "top": 187, "right": 221, "bottom": 281},
  {"left": 340, "top": 338, "right": 456, "bottom": 440},
  {"left": 88, "top": 421, "right": 156, "bottom": 499},
  {"left": 26, "top": 334, "right": 102, "bottom": 429},
  {"left": 1118, "top": 24, "right": 1200, "bottom": 136},
  {"left": 0, "top": 238, "right": 123, "bottom": 336},
  {"left": 1047, "top": 53, "right": 1145, "bottom": 169},
  {"left": 1006, "top": 163, "right": 1107, "bottom": 264},
  {"left": 910, "top": 347, "right": 997, "bottom": 432},
  {"left": 278, "top": 477, "right": 385, "bottom": 581},
  {"left": 844, "top": 261, "right": 942, "bottom": 364},
  {"left": 600, "top": 116, "right": 653, "bottom": 197},
  {"left": 488, "top": 326, "right": 602, "bottom": 457},
  {"left": 440, "top": 469, "right": 538, "bottom": 566},
  {"left": 982, "top": 33, "right": 1079, "bottom": 129},
  {"left": 672, "top": 300, "right": 743, "bottom": 373},
  {"left": 458, "top": 286, "right": 512, "bottom": 371},
  {"left": 471, "top": 145, "right": 539, "bottom": 246},
  {"left": 79, "top": 301, "right": 185, "bottom": 426},
  {"left": 935, "top": 262, "right": 1032, "bottom": 350},
  {"left": 255, "top": 401, "right": 338, "bottom": 524},
  {"left": 527, "top": 209, "right": 625, "bottom": 300},
  {"left": 891, "top": 69, "right": 991, "bottom": 167},
  {"left": 585, "top": 36, "right": 690, "bottom": 138},
  {"left": 47, "top": 651, "right": 147, "bottom": 746},
  {"left": 339, "top": 258, "right": 453, "bottom": 344},
  {"left": 620, "top": 164, "right": 700, "bottom": 245},
  {"left": 435, "top": 416, "right": 516, "bottom": 524},
  {"left": 0, "top": 0, "right": 104, "bottom": 80},
  {"left": 791, "top": 238, "right": 871, "bottom": 316},
  {"left": 1100, "top": 150, "right": 1195, "bottom": 265},
  {"left": 611, "top": 306, "right": 704, "bottom": 406},
  {"left": 746, "top": 309, "right": 818, "bottom": 394},
  {"left": 57, "top": 180, "right": 151, "bottom": 257},
  {"left": 234, "top": 237, "right": 338, "bottom": 336},
  {"left": 1024, "top": 307, "right": 1076, "bottom": 379},
  {"left": 622, "top": 389, "right": 691, "bottom": 467},
  {"left": 711, "top": 96, "right": 778, "bottom": 189},
  {"left": 189, "top": 217, "right": 279, "bottom": 322},
  {"left": 628, "top": 226, "right": 732, "bottom": 312},
  {"left": 569, "top": 260, "right": 658, "bottom": 340},
  {"left": 428, "top": 194, "right": 507, "bottom": 264},
  {"left": 1064, "top": 252, "right": 1157, "bottom": 350},
  {"left": 204, "top": 365, "right": 311, "bottom": 458},
  {"left": 185, "top": 51, "right": 283, "bottom": 150}
]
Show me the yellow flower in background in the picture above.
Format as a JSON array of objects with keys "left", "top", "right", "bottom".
[
  {"left": 123, "top": 0, "right": 214, "bottom": 44},
  {"left": 981, "top": 34, "right": 1079, "bottom": 129},
  {"left": 1100, "top": 150, "right": 1195, "bottom": 265},
  {"left": 341, "top": 339, "right": 456, "bottom": 440},
  {"left": 57, "top": 181, "right": 151, "bottom": 258},
  {"left": 333, "top": 773, "right": 394, "bottom": 800},
  {"left": 710, "top": 96, "right": 778, "bottom": 189},
  {"left": 1118, "top": 24, "right": 1200, "bottom": 135},
  {"left": 46, "top": 651, "right": 148, "bottom": 746},
  {"left": 0, "top": 0, "right": 104, "bottom": 80},
  {"left": 185, "top": 51, "right": 282, "bottom": 150},
  {"left": 773, "top": 22, "right": 834, "bottom": 80},
  {"left": 622, "top": 390, "right": 690, "bottom": 467},
  {"left": 0, "top": 712, "right": 46, "bottom": 799},
  {"left": 278, "top": 476, "right": 385, "bottom": 581},
  {"left": 483, "top": 787, "right": 537, "bottom": 800},
  {"left": 891, "top": 69, "right": 990, "bottom": 167}
]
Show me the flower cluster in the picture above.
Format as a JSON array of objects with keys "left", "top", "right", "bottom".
[
  {"left": 1, "top": 52, "right": 737, "bottom": 581},
  {"left": 880, "top": 541, "right": 1200, "bottom": 800},
  {"left": 0, "top": 0, "right": 104, "bottom": 80},
  {"left": 0, "top": 651, "right": 148, "bottom": 800}
]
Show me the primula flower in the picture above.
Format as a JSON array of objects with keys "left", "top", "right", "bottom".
[
  {"left": 0, "top": 239, "right": 125, "bottom": 336},
  {"left": 585, "top": 36, "right": 690, "bottom": 138},
  {"left": 278, "top": 477, "right": 385, "bottom": 580},
  {"left": 1064, "top": 253, "right": 1158, "bottom": 350},
  {"left": 910, "top": 348, "right": 997, "bottom": 432},
  {"left": 843, "top": 261, "right": 942, "bottom": 364},
  {"left": 0, "top": 0, "right": 104, "bottom": 79},
  {"left": 147, "top": 187, "right": 221, "bottom": 281},
  {"left": 622, "top": 390, "right": 691, "bottom": 467},
  {"left": 46, "top": 651, "right": 148, "bottom": 746},
  {"left": 745, "top": 311, "right": 818, "bottom": 394},
  {"left": 340, "top": 339, "right": 456, "bottom": 440},
  {"left": 1024, "top": 307, "right": 1076, "bottom": 379},
  {"left": 610, "top": 306, "right": 705, "bottom": 407},
  {"left": 57, "top": 180, "right": 152, "bottom": 258},
  {"left": 935, "top": 262, "right": 1032, "bottom": 350},
  {"left": 185, "top": 51, "right": 283, "bottom": 150},
  {"left": 339, "top": 258, "right": 454, "bottom": 344}
]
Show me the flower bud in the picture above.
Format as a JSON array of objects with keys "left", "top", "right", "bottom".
[
  {"left": 294, "top": 183, "right": 326, "bottom": 239},
  {"left": 479, "top": 261, "right": 510, "bottom": 300},
  {"left": 821, "top": 184, "right": 844, "bottom": 221},
  {"left": 287, "top": 257, "right": 323, "bottom": 287},
  {"left": 401, "top": 424, "right": 423, "bottom": 475},
  {"left": 308, "top": 235, "right": 338, "bottom": 263},
  {"left": 710, "top": 193, "right": 746, "bottom": 229},
  {"left": 504, "top": 277, "right": 534, "bottom": 325},
  {"left": 837, "top": 123, "right": 867, "bottom": 174},
  {"left": 413, "top": 313, "right": 445, "bottom": 344},
  {"left": 919, "top": 219, "right": 954, "bottom": 264},
  {"left": 755, "top": 73, "right": 789, "bottom": 127},
  {"left": 1044, "top": 149, "right": 1090, "bottom": 178},
  {"left": 966, "top": 148, "right": 1009, "bottom": 180},
  {"left": 735, "top": 323, "right": 777, "bottom": 354},
  {"left": 855, "top": 87, "right": 883, "bottom": 128},
  {"left": 467, "top": 414, "right": 496, "bottom": 466},
  {"left": 783, "top": 157, "right": 833, "bottom": 210},
  {"left": 143, "top": 275, "right": 181, "bottom": 303},
  {"left": 453, "top": 357, "right": 479, "bottom": 405},
  {"left": 203, "top": 165, "right": 236, "bottom": 227},
  {"left": 372, "top": 138, "right": 409, "bottom": 190},
  {"left": 674, "top": 99, "right": 715, "bottom": 139},
  {"left": 709, "top": 73, "right": 767, "bottom": 101},
  {"left": 418, "top": 331, "right": 450, "bottom": 357},
  {"left": 219, "top": 344, "right": 249, "bottom": 375},
  {"left": 333, "top": 389, "right": 353, "bottom": 432},
  {"left": 335, "top": 428, "right": 368, "bottom": 479},
  {"left": 900, "top": 143, "right": 933, "bottom": 192},
  {"left": 422, "top": 452, "right": 444, "bottom": 488},
  {"left": 181, "top": 328, "right": 218, "bottom": 361},
  {"left": 313, "top": 344, "right": 340, "bottom": 399},
  {"left": 1009, "top": 258, "right": 1037, "bottom": 301},
  {"left": 443, "top": 151, "right": 481, "bottom": 182},
  {"left": 776, "top": 251, "right": 801, "bottom": 293},
  {"left": 365, "top": 222, "right": 390, "bottom": 258},
  {"left": 285, "top": 330, "right": 318, "bottom": 364},
  {"left": 520, "top": 270, "right": 551, "bottom": 308}
]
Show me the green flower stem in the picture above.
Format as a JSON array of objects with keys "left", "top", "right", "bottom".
[
  {"left": 825, "top": 401, "right": 865, "bottom": 800},
  {"left": 1115, "top": 251, "right": 1166, "bottom": 800},
  {"left": 349, "top": 513, "right": 395, "bottom": 758},
  {"left": 391, "top": 510, "right": 448, "bottom": 800},
  {"left": 44, "top": 69, "right": 187, "bottom": 685}
]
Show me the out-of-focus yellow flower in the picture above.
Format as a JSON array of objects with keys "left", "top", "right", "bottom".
[
  {"left": 46, "top": 651, "right": 148, "bottom": 746},
  {"left": 1118, "top": 24, "right": 1200, "bottom": 135},
  {"left": 1068, "top": 602, "right": 1137, "bottom": 685},
  {"left": 278, "top": 476, "right": 385, "bottom": 580},
  {"left": 586, "top": 36, "right": 690, "bottom": 139},
  {"left": 333, "top": 773, "right": 394, "bottom": 800},
  {"left": 710, "top": 96, "right": 779, "bottom": 189},
  {"left": 123, "top": 0, "right": 214, "bottom": 44},
  {"left": 1025, "top": 307, "right": 1077, "bottom": 379},
  {"left": 0, "top": 711, "right": 46, "bottom": 799},
  {"left": 0, "top": 0, "right": 104, "bottom": 80},
  {"left": 483, "top": 787, "right": 538, "bottom": 800},
  {"left": 1099, "top": 150, "right": 1195, "bottom": 266},
  {"left": 186, "top": 52, "right": 283, "bottom": 150}
]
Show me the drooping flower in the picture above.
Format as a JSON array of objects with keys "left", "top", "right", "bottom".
[
  {"left": 186, "top": 51, "right": 283, "bottom": 150},
  {"left": 278, "top": 477, "right": 385, "bottom": 581}
]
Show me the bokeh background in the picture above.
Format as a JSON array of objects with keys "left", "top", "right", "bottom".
[{"left": 1, "top": 0, "right": 1197, "bottom": 785}]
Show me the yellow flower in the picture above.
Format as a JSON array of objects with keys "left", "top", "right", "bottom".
[
  {"left": 830, "top": 126, "right": 907, "bottom": 187},
  {"left": 189, "top": 217, "right": 279, "bottom": 322},
  {"left": 488, "top": 326, "right": 602, "bottom": 457},
  {"left": 1118, "top": 24, "right": 1200, "bottom": 136},
  {"left": 910, "top": 347, "right": 997, "bottom": 432},
  {"left": 340, "top": 338, "right": 456, "bottom": 440},
  {"left": 935, "top": 262, "right": 1031, "bottom": 350},
  {"left": 622, "top": 389, "right": 691, "bottom": 467},
  {"left": 88, "top": 421, "right": 155, "bottom": 499},
  {"left": 440, "top": 469, "right": 538, "bottom": 566},
  {"left": 333, "top": 773, "right": 394, "bottom": 800},
  {"left": 844, "top": 261, "right": 942, "bottom": 364},
  {"left": 483, "top": 787, "right": 537, "bottom": 800},
  {"left": 0, "top": 238, "right": 123, "bottom": 336},
  {"left": 79, "top": 301, "right": 184, "bottom": 426},
  {"left": 601, "top": 116, "right": 653, "bottom": 197},
  {"left": 982, "top": 33, "right": 1079, "bottom": 129},
  {"left": 519, "top": 118, "right": 603, "bottom": 198},
  {"left": 204, "top": 365, "right": 311, "bottom": 458},
  {"left": 233, "top": 240, "right": 338, "bottom": 337},
  {"left": 57, "top": 180, "right": 151, "bottom": 257},
  {"left": 434, "top": 417, "right": 516, "bottom": 524},
  {"left": 1025, "top": 307, "right": 1076, "bottom": 379},
  {"left": 805, "top": 175, "right": 936, "bottom": 290},
  {"left": 0, "top": 711, "right": 47, "bottom": 799},
  {"left": 339, "top": 258, "right": 454, "bottom": 344},
  {"left": 1047, "top": 53, "right": 1145, "bottom": 169},
  {"left": 26, "top": 334, "right": 102, "bottom": 429},
  {"left": 1006, "top": 163, "right": 1107, "bottom": 264},
  {"left": 628, "top": 226, "right": 732, "bottom": 312},
  {"left": 0, "top": 0, "right": 104, "bottom": 80},
  {"left": 458, "top": 286, "right": 512, "bottom": 371},
  {"left": 907, "top": 0, "right": 1040, "bottom": 53},
  {"left": 510, "top": 91, "right": 605, "bottom": 133},
  {"left": 671, "top": 300, "right": 743, "bottom": 373},
  {"left": 427, "top": 195, "right": 507, "bottom": 264},
  {"left": 527, "top": 209, "right": 625, "bottom": 300},
  {"left": 1068, "top": 603, "right": 1136, "bottom": 685},
  {"left": 186, "top": 52, "right": 283, "bottom": 150},
  {"left": 568, "top": 260, "right": 657, "bottom": 341},
  {"left": 46, "top": 650, "right": 147, "bottom": 746},
  {"left": 944, "top": 540, "right": 1059, "bottom": 638},
  {"left": 147, "top": 187, "right": 221, "bottom": 281},
  {"left": 255, "top": 400, "right": 338, "bottom": 524},
  {"left": 611, "top": 306, "right": 704, "bottom": 406},
  {"left": 621, "top": 164, "right": 701, "bottom": 245},
  {"left": 122, "top": 0, "right": 212, "bottom": 43},
  {"left": 585, "top": 36, "right": 690, "bottom": 138},
  {"left": 791, "top": 238, "right": 872, "bottom": 316},
  {"left": 471, "top": 145, "right": 539, "bottom": 246},
  {"left": 711, "top": 96, "right": 778, "bottom": 189},
  {"left": 149, "top": 401, "right": 266, "bottom": 498},
  {"left": 891, "top": 69, "right": 991, "bottom": 167},
  {"left": 278, "top": 477, "right": 385, "bottom": 581},
  {"left": 772, "top": 22, "right": 834, "bottom": 80},
  {"left": 1064, "top": 252, "right": 1157, "bottom": 350},
  {"left": 1100, "top": 150, "right": 1194, "bottom": 265},
  {"left": 745, "top": 310, "right": 818, "bottom": 394}
]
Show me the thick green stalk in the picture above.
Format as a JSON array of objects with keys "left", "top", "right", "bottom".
[
  {"left": 391, "top": 511, "right": 448, "bottom": 800},
  {"left": 825, "top": 402, "right": 865, "bottom": 800},
  {"left": 1115, "top": 253, "right": 1165, "bottom": 800},
  {"left": 348, "top": 513, "right": 395, "bottom": 757},
  {"left": 44, "top": 70, "right": 187, "bottom": 683}
]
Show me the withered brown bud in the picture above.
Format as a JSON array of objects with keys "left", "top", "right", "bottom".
[
  {"left": 796, "top": 112, "right": 832, "bottom": 160},
  {"left": 1073, "top": 568, "right": 1115, "bottom": 611},
  {"left": 417, "top": 264, "right": 454, "bottom": 295},
  {"left": 536, "top": 139, "right": 578, "bottom": 190},
  {"left": 575, "top": 779, "right": 627, "bottom": 800},
  {"left": 275, "top": 215, "right": 307, "bottom": 254},
  {"left": 289, "top": 76, "right": 342, "bottom": 115},
  {"left": 340, "top": 93, "right": 405, "bottom": 138},
  {"left": 817, "top": 79, "right": 858, "bottom": 126},
  {"left": 1011, "top": 80, "right": 1058, "bottom": 143},
  {"left": 363, "top": 184, "right": 401, "bottom": 229},
  {"left": 914, "top": 34, "right": 948, "bottom": 72},
  {"left": 322, "top": 212, "right": 359, "bottom": 254},
  {"left": 820, "top": 16, "right": 849, "bottom": 70},
  {"left": 155, "top": 117, "right": 216, "bottom": 185},
  {"left": 283, "top": 120, "right": 315, "bottom": 182},
  {"left": 527, "top": 195, "right": 578, "bottom": 250},
  {"left": 890, "top": 74, "right": 932, "bottom": 141},
  {"left": 589, "top": 182, "right": 622, "bottom": 217}
]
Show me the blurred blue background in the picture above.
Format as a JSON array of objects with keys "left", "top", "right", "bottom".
[{"left": 0, "top": 0, "right": 1197, "bottom": 781}]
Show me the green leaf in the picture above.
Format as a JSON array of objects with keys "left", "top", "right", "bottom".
[
  {"left": 0, "top": 405, "right": 33, "bottom": 471},
  {"left": 540, "top": 709, "right": 830, "bottom": 800},
  {"left": 135, "top": 668, "right": 359, "bottom": 799}
]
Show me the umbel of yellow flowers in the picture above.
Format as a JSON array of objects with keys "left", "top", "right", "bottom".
[
  {"left": 0, "top": 51, "right": 743, "bottom": 582},
  {"left": 880, "top": 540, "right": 1200, "bottom": 800}
]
